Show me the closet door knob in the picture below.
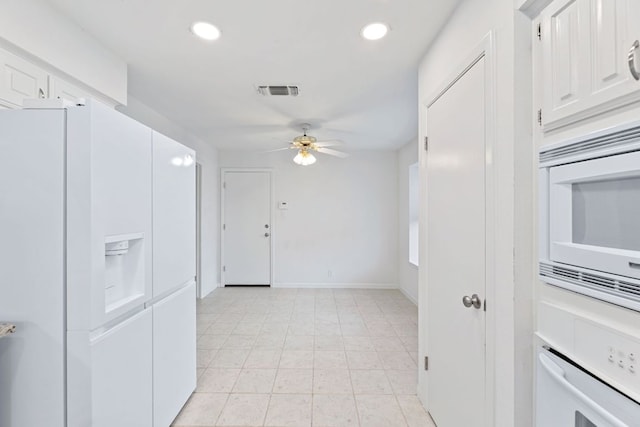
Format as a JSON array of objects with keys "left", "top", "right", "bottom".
[{"left": 462, "top": 294, "right": 482, "bottom": 309}]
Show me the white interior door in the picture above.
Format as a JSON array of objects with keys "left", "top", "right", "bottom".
[
  {"left": 222, "top": 170, "right": 272, "bottom": 285},
  {"left": 426, "top": 55, "right": 487, "bottom": 426}
]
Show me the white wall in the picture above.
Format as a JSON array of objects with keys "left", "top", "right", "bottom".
[
  {"left": 397, "top": 140, "right": 419, "bottom": 303},
  {"left": 118, "top": 97, "right": 219, "bottom": 297},
  {"left": 0, "top": 0, "right": 127, "bottom": 105},
  {"left": 417, "top": 0, "right": 533, "bottom": 426},
  {"left": 219, "top": 150, "right": 398, "bottom": 287}
]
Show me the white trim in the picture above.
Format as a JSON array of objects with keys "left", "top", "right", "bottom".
[
  {"left": 196, "top": 282, "right": 217, "bottom": 299},
  {"left": 517, "top": 0, "right": 553, "bottom": 18},
  {"left": 272, "top": 282, "right": 398, "bottom": 290},
  {"left": 421, "top": 31, "right": 497, "bottom": 427},
  {"left": 220, "top": 168, "right": 275, "bottom": 287},
  {"left": 195, "top": 162, "right": 202, "bottom": 299},
  {"left": 542, "top": 90, "right": 640, "bottom": 133},
  {"left": 399, "top": 287, "right": 418, "bottom": 305}
]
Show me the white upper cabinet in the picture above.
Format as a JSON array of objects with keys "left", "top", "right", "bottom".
[
  {"left": 0, "top": 46, "right": 118, "bottom": 108},
  {"left": 537, "top": 0, "right": 640, "bottom": 131},
  {"left": 152, "top": 131, "right": 196, "bottom": 297},
  {"left": 541, "top": 0, "right": 583, "bottom": 116},
  {"left": 49, "top": 76, "right": 90, "bottom": 104},
  {"left": 0, "top": 49, "right": 48, "bottom": 106}
]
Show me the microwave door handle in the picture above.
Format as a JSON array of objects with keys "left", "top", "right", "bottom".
[{"left": 538, "top": 353, "right": 627, "bottom": 427}]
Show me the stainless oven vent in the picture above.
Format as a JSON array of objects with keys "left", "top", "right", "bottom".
[
  {"left": 539, "top": 124, "right": 640, "bottom": 165},
  {"left": 540, "top": 262, "right": 640, "bottom": 304}
]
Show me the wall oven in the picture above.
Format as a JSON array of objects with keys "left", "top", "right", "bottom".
[
  {"left": 536, "top": 346, "right": 640, "bottom": 427},
  {"left": 539, "top": 121, "right": 640, "bottom": 311}
]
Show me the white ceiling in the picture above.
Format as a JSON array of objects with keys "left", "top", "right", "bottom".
[{"left": 45, "top": 0, "right": 460, "bottom": 151}]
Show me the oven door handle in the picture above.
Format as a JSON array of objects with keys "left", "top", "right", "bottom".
[{"left": 539, "top": 353, "right": 627, "bottom": 427}]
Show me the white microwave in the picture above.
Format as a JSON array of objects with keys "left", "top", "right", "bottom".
[{"left": 539, "top": 121, "right": 640, "bottom": 312}]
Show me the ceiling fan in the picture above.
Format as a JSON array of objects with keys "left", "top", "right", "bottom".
[{"left": 271, "top": 123, "right": 349, "bottom": 166}]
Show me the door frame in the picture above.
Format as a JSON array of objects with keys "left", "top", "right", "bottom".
[
  {"left": 196, "top": 162, "right": 202, "bottom": 298},
  {"left": 420, "top": 31, "right": 497, "bottom": 427},
  {"left": 220, "top": 168, "right": 274, "bottom": 287}
]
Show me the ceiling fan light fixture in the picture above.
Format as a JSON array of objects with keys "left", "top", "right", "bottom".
[
  {"left": 293, "top": 149, "right": 316, "bottom": 166},
  {"left": 361, "top": 22, "right": 389, "bottom": 40},
  {"left": 190, "top": 21, "right": 221, "bottom": 41}
]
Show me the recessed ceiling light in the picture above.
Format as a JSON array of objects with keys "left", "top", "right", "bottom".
[
  {"left": 361, "top": 22, "right": 389, "bottom": 41},
  {"left": 190, "top": 21, "right": 221, "bottom": 41}
]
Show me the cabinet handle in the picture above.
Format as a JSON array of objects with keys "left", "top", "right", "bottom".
[
  {"left": 38, "top": 88, "right": 45, "bottom": 98},
  {"left": 628, "top": 40, "right": 640, "bottom": 81}
]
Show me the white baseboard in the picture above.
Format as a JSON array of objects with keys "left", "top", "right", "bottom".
[
  {"left": 198, "top": 282, "right": 219, "bottom": 299},
  {"left": 272, "top": 282, "right": 398, "bottom": 290},
  {"left": 399, "top": 287, "right": 418, "bottom": 305}
]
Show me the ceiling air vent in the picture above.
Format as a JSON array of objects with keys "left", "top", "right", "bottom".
[{"left": 257, "top": 85, "right": 299, "bottom": 96}]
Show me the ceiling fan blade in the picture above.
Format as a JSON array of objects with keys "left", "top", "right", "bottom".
[
  {"left": 314, "top": 140, "right": 343, "bottom": 147},
  {"left": 262, "top": 147, "right": 293, "bottom": 153},
  {"left": 316, "top": 147, "right": 349, "bottom": 158}
]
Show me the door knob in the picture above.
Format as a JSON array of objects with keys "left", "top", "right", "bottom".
[
  {"left": 462, "top": 294, "right": 482, "bottom": 309},
  {"left": 264, "top": 232, "right": 270, "bottom": 237}
]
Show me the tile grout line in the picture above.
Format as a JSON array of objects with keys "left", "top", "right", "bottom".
[
  {"left": 213, "top": 392, "right": 231, "bottom": 427},
  {"left": 195, "top": 288, "right": 420, "bottom": 427}
]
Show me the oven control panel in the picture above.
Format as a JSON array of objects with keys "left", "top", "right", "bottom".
[
  {"left": 607, "top": 346, "right": 636, "bottom": 374},
  {"left": 537, "top": 301, "right": 640, "bottom": 401},
  {"left": 574, "top": 318, "right": 640, "bottom": 402},
  {"left": 574, "top": 319, "right": 639, "bottom": 396}
]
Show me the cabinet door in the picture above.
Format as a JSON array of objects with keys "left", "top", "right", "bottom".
[
  {"left": 152, "top": 131, "right": 196, "bottom": 297},
  {"left": 49, "top": 76, "right": 89, "bottom": 104},
  {"left": 539, "top": 0, "right": 640, "bottom": 130},
  {"left": 540, "top": 0, "right": 588, "bottom": 127},
  {"left": 625, "top": 0, "right": 640, "bottom": 84},
  {"left": 0, "top": 49, "right": 47, "bottom": 106},
  {"left": 152, "top": 283, "right": 196, "bottom": 427},
  {"left": 588, "top": 0, "right": 640, "bottom": 104}
]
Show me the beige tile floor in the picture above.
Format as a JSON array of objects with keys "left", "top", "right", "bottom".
[{"left": 172, "top": 287, "right": 436, "bottom": 427}]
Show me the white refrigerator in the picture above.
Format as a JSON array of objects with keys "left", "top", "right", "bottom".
[{"left": 0, "top": 100, "right": 196, "bottom": 427}]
